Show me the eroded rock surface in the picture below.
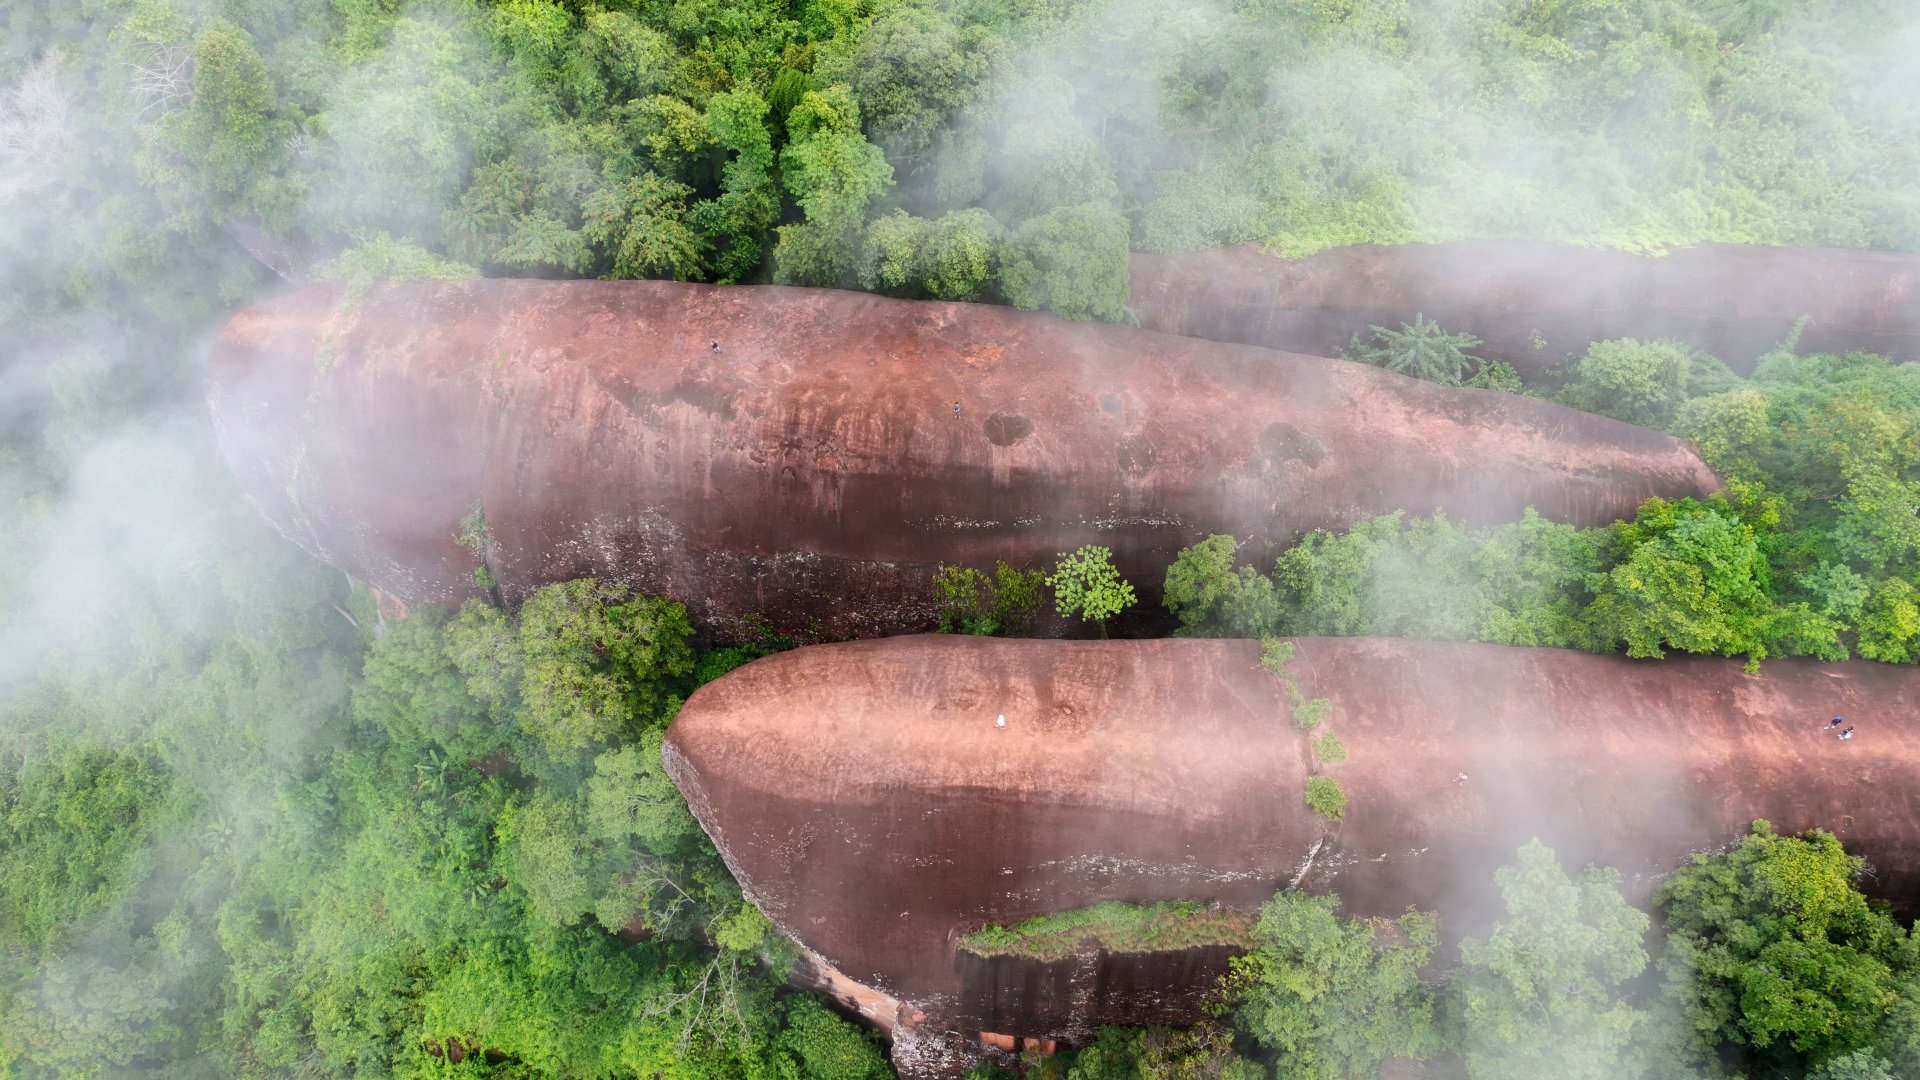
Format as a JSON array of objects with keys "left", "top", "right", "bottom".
[
  {"left": 207, "top": 280, "right": 1717, "bottom": 636},
  {"left": 665, "top": 635, "right": 1920, "bottom": 1074},
  {"left": 1131, "top": 241, "right": 1920, "bottom": 377}
]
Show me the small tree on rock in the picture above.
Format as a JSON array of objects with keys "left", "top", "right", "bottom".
[{"left": 1046, "top": 545, "right": 1135, "bottom": 636}]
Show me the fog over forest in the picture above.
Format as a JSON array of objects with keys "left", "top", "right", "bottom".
[{"left": 3, "top": 1, "right": 1919, "bottom": 1078}]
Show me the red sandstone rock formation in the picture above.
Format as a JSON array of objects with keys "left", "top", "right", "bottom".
[
  {"left": 664, "top": 635, "right": 1920, "bottom": 1073},
  {"left": 206, "top": 281, "right": 1717, "bottom": 635},
  {"left": 1130, "top": 241, "right": 1920, "bottom": 378}
]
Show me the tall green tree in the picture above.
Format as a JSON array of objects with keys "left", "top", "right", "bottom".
[
  {"left": 1447, "top": 840, "right": 1649, "bottom": 1080},
  {"left": 1555, "top": 338, "right": 1715, "bottom": 429},
  {"left": 583, "top": 171, "right": 704, "bottom": 281},
  {"left": 919, "top": 208, "right": 1002, "bottom": 301},
  {"left": 1585, "top": 497, "right": 1840, "bottom": 665},
  {"left": 512, "top": 580, "right": 695, "bottom": 752},
  {"left": 1650, "top": 821, "right": 1920, "bottom": 1078},
  {"left": 1163, "top": 533, "right": 1282, "bottom": 638},
  {"left": 773, "top": 86, "right": 893, "bottom": 287},
  {"left": 1224, "top": 891, "right": 1439, "bottom": 1080},
  {"left": 999, "top": 202, "right": 1130, "bottom": 322},
  {"left": 164, "top": 22, "right": 284, "bottom": 201}
]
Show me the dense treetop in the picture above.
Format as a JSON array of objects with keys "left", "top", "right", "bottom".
[{"left": 5, "top": 0, "right": 1918, "bottom": 344}]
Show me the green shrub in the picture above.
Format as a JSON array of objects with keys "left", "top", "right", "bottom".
[
  {"left": 1304, "top": 777, "right": 1346, "bottom": 820},
  {"left": 1466, "top": 360, "right": 1528, "bottom": 394},
  {"left": 1293, "top": 697, "right": 1331, "bottom": 733},
  {"left": 774, "top": 995, "right": 891, "bottom": 1080},
  {"left": 1554, "top": 338, "right": 1698, "bottom": 428},
  {"left": 933, "top": 561, "right": 1045, "bottom": 636},
  {"left": 1310, "top": 730, "right": 1347, "bottom": 764},
  {"left": 855, "top": 208, "right": 931, "bottom": 294},
  {"left": 1258, "top": 636, "right": 1295, "bottom": 675},
  {"left": 919, "top": 208, "right": 1002, "bottom": 302},
  {"left": 1652, "top": 821, "right": 1920, "bottom": 1075},
  {"left": 321, "top": 232, "right": 479, "bottom": 299},
  {"left": 933, "top": 564, "right": 993, "bottom": 634},
  {"left": 987, "top": 561, "right": 1045, "bottom": 635},
  {"left": 1223, "top": 892, "right": 1439, "bottom": 1078},
  {"left": 1448, "top": 840, "right": 1649, "bottom": 1079},
  {"left": 1257, "top": 636, "right": 1333, "bottom": 731}
]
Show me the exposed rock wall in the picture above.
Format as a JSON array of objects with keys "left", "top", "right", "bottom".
[
  {"left": 1130, "top": 242, "right": 1920, "bottom": 378},
  {"left": 206, "top": 280, "right": 1718, "bottom": 636},
  {"left": 664, "top": 635, "right": 1920, "bottom": 1074}
]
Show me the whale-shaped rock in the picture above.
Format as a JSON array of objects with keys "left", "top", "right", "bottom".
[
  {"left": 206, "top": 280, "right": 1719, "bottom": 635},
  {"left": 664, "top": 635, "right": 1920, "bottom": 1073},
  {"left": 1131, "top": 241, "right": 1920, "bottom": 378}
]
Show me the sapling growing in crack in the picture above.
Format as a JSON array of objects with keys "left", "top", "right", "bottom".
[{"left": 455, "top": 500, "right": 503, "bottom": 605}]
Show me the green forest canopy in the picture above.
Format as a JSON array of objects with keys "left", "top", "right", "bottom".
[
  {"left": 5, "top": 1, "right": 1920, "bottom": 1078},
  {"left": 5, "top": 0, "right": 1919, "bottom": 337},
  {"left": 1165, "top": 343, "right": 1920, "bottom": 668}
]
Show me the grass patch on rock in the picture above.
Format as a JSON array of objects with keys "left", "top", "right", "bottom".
[{"left": 958, "top": 900, "right": 1255, "bottom": 963}]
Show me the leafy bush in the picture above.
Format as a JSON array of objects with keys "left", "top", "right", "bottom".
[
  {"left": 1181, "top": 436, "right": 1914, "bottom": 665},
  {"left": 1266, "top": 510, "right": 1605, "bottom": 649},
  {"left": 1163, "top": 533, "right": 1282, "bottom": 637},
  {"left": 1304, "top": 776, "right": 1346, "bottom": 820},
  {"left": 1257, "top": 635, "right": 1333, "bottom": 731},
  {"left": 1292, "top": 697, "right": 1332, "bottom": 732},
  {"left": 1811, "top": 1050, "right": 1900, "bottom": 1080},
  {"left": 856, "top": 208, "right": 932, "bottom": 294},
  {"left": 932, "top": 560, "right": 1045, "bottom": 636},
  {"left": 1258, "top": 636, "right": 1296, "bottom": 674},
  {"left": 774, "top": 995, "right": 892, "bottom": 1080},
  {"left": 1048, "top": 1023, "right": 1264, "bottom": 1080},
  {"left": 919, "top": 208, "right": 1002, "bottom": 302},
  {"left": 1466, "top": 360, "right": 1528, "bottom": 394},
  {"left": 1583, "top": 497, "right": 1835, "bottom": 666},
  {"left": 1310, "top": 730, "right": 1347, "bottom": 764},
  {"left": 319, "top": 232, "right": 479, "bottom": 296},
  {"left": 933, "top": 563, "right": 993, "bottom": 634},
  {"left": 987, "top": 561, "right": 1046, "bottom": 636},
  {"left": 509, "top": 580, "right": 696, "bottom": 750},
  {"left": 1554, "top": 338, "right": 1702, "bottom": 428}
]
